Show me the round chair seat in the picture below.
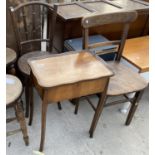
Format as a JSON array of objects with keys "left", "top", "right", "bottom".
[
  {"left": 6, "top": 48, "right": 17, "bottom": 67},
  {"left": 6, "top": 74, "right": 22, "bottom": 105},
  {"left": 18, "top": 51, "right": 51, "bottom": 76}
]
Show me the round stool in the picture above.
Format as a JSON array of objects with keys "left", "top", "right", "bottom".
[
  {"left": 6, "top": 74, "right": 29, "bottom": 146},
  {"left": 6, "top": 48, "right": 17, "bottom": 68}
]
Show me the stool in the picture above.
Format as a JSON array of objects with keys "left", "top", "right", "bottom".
[{"left": 6, "top": 74, "right": 29, "bottom": 146}]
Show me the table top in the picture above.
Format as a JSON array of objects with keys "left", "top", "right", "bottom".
[
  {"left": 6, "top": 48, "right": 17, "bottom": 66},
  {"left": 6, "top": 74, "right": 22, "bottom": 105},
  {"left": 122, "top": 36, "right": 149, "bottom": 72},
  {"left": 55, "top": 0, "right": 149, "bottom": 20},
  {"left": 28, "top": 51, "right": 113, "bottom": 88}
]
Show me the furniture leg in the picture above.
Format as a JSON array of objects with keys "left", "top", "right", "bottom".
[
  {"left": 74, "top": 98, "right": 80, "bottom": 114},
  {"left": 125, "top": 90, "right": 144, "bottom": 125},
  {"left": 89, "top": 80, "right": 109, "bottom": 138},
  {"left": 39, "top": 94, "right": 48, "bottom": 152},
  {"left": 29, "top": 85, "right": 34, "bottom": 126},
  {"left": 15, "top": 101, "right": 29, "bottom": 146},
  {"left": 25, "top": 78, "right": 30, "bottom": 118},
  {"left": 57, "top": 102, "right": 62, "bottom": 110}
]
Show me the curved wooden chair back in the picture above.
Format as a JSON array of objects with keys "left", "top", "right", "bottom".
[
  {"left": 82, "top": 11, "right": 137, "bottom": 61},
  {"left": 9, "top": 1, "right": 58, "bottom": 56}
]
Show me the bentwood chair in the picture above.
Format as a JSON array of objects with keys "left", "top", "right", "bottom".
[
  {"left": 6, "top": 74, "right": 29, "bottom": 145},
  {"left": 9, "top": 1, "right": 61, "bottom": 119},
  {"left": 74, "top": 11, "right": 148, "bottom": 137}
]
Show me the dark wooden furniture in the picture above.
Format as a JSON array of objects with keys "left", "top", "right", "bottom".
[
  {"left": 9, "top": 1, "right": 60, "bottom": 118},
  {"left": 28, "top": 51, "right": 113, "bottom": 151},
  {"left": 74, "top": 11, "right": 148, "bottom": 137},
  {"left": 122, "top": 36, "right": 149, "bottom": 73},
  {"left": 6, "top": 74, "right": 29, "bottom": 146},
  {"left": 50, "top": 0, "right": 149, "bottom": 53}
]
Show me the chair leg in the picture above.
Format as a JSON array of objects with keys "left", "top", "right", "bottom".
[
  {"left": 25, "top": 84, "right": 30, "bottom": 118},
  {"left": 89, "top": 93, "right": 107, "bottom": 138},
  {"left": 29, "top": 86, "right": 34, "bottom": 126},
  {"left": 57, "top": 102, "right": 62, "bottom": 110},
  {"left": 125, "top": 90, "right": 144, "bottom": 125},
  {"left": 14, "top": 101, "right": 29, "bottom": 146},
  {"left": 39, "top": 94, "right": 48, "bottom": 152},
  {"left": 74, "top": 98, "right": 80, "bottom": 114}
]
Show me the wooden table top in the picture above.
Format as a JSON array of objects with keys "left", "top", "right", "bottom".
[
  {"left": 122, "top": 36, "right": 149, "bottom": 72},
  {"left": 28, "top": 51, "right": 113, "bottom": 88},
  {"left": 55, "top": 0, "right": 149, "bottom": 20}
]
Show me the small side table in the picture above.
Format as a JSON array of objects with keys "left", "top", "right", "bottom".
[{"left": 28, "top": 51, "right": 113, "bottom": 151}]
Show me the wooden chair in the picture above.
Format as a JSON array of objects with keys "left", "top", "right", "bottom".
[
  {"left": 6, "top": 74, "right": 29, "bottom": 146},
  {"left": 74, "top": 11, "right": 148, "bottom": 137},
  {"left": 9, "top": 1, "right": 61, "bottom": 118},
  {"left": 28, "top": 51, "right": 113, "bottom": 151}
]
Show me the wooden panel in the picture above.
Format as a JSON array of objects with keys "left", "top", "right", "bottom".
[
  {"left": 46, "top": 77, "right": 108, "bottom": 102},
  {"left": 122, "top": 36, "right": 149, "bottom": 72},
  {"left": 111, "top": 0, "right": 149, "bottom": 10},
  {"left": 57, "top": 3, "right": 93, "bottom": 20},
  {"left": 84, "top": 1, "right": 121, "bottom": 13},
  {"left": 28, "top": 51, "right": 113, "bottom": 88}
]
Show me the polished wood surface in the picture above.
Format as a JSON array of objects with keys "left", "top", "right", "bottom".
[
  {"left": 122, "top": 36, "right": 149, "bottom": 72},
  {"left": 18, "top": 51, "right": 52, "bottom": 76},
  {"left": 29, "top": 51, "right": 113, "bottom": 151},
  {"left": 53, "top": 0, "right": 149, "bottom": 53},
  {"left": 6, "top": 48, "right": 17, "bottom": 67},
  {"left": 56, "top": 0, "right": 148, "bottom": 20},
  {"left": 107, "top": 61, "right": 148, "bottom": 96},
  {"left": 6, "top": 74, "right": 22, "bottom": 105},
  {"left": 29, "top": 51, "right": 113, "bottom": 88}
]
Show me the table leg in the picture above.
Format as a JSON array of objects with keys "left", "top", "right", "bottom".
[
  {"left": 89, "top": 80, "right": 109, "bottom": 138},
  {"left": 39, "top": 94, "right": 48, "bottom": 152}
]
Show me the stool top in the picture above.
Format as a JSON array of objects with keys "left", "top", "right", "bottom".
[
  {"left": 6, "top": 74, "right": 22, "bottom": 105},
  {"left": 6, "top": 48, "right": 17, "bottom": 66},
  {"left": 28, "top": 51, "right": 113, "bottom": 88}
]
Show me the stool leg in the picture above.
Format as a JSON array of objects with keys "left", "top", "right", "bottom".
[
  {"left": 74, "top": 98, "right": 80, "bottom": 114},
  {"left": 29, "top": 86, "right": 34, "bottom": 126},
  {"left": 39, "top": 94, "right": 48, "bottom": 152},
  {"left": 57, "top": 102, "right": 62, "bottom": 110},
  {"left": 125, "top": 90, "right": 144, "bottom": 125},
  {"left": 14, "top": 101, "right": 29, "bottom": 146}
]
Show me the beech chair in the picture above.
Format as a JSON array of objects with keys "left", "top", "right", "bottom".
[
  {"left": 74, "top": 11, "right": 148, "bottom": 137},
  {"left": 6, "top": 74, "right": 29, "bottom": 145},
  {"left": 9, "top": 1, "right": 61, "bottom": 119}
]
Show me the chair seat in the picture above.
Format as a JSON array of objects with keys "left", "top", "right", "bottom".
[
  {"left": 107, "top": 61, "right": 148, "bottom": 96},
  {"left": 6, "top": 48, "right": 17, "bottom": 67},
  {"left": 6, "top": 74, "right": 22, "bottom": 105},
  {"left": 18, "top": 51, "right": 51, "bottom": 76}
]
